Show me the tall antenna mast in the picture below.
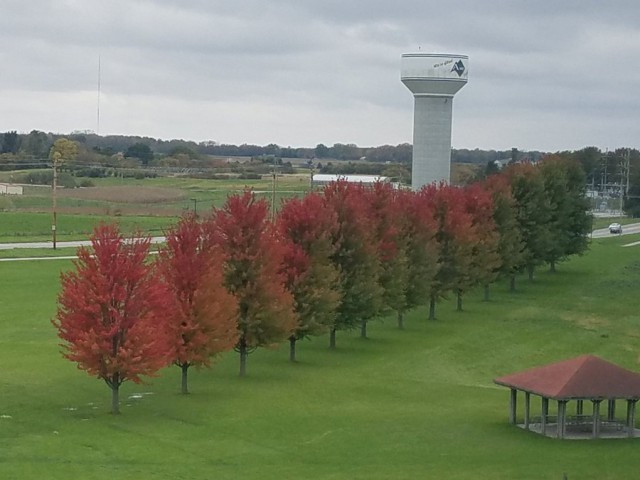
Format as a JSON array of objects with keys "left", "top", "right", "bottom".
[{"left": 97, "top": 55, "right": 101, "bottom": 134}]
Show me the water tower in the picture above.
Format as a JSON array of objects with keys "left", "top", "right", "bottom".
[{"left": 401, "top": 53, "right": 468, "bottom": 189}]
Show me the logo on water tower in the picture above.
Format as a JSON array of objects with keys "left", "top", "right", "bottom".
[{"left": 451, "top": 60, "right": 465, "bottom": 77}]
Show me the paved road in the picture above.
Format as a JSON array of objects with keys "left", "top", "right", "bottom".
[
  {"left": 0, "top": 236, "right": 166, "bottom": 251},
  {"left": 1, "top": 223, "right": 639, "bottom": 257},
  {"left": 591, "top": 223, "right": 640, "bottom": 239}
]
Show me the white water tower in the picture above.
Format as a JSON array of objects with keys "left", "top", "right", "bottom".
[{"left": 401, "top": 53, "right": 468, "bottom": 189}]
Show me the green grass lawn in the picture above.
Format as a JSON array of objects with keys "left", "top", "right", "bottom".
[
  {"left": 0, "top": 247, "right": 79, "bottom": 259},
  {"left": 1, "top": 236, "right": 640, "bottom": 479},
  {"left": 0, "top": 212, "right": 175, "bottom": 242}
]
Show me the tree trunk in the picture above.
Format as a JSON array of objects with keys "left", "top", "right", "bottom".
[
  {"left": 239, "top": 336, "right": 248, "bottom": 377},
  {"left": 549, "top": 260, "right": 556, "bottom": 273},
  {"left": 527, "top": 264, "right": 534, "bottom": 281},
  {"left": 428, "top": 296, "right": 436, "bottom": 321},
  {"left": 483, "top": 284, "right": 490, "bottom": 302},
  {"left": 397, "top": 310, "right": 404, "bottom": 330},
  {"left": 509, "top": 275, "right": 516, "bottom": 292},
  {"left": 329, "top": 328, "right": 336, "bottom": 350},
  {"left": 456, "top": 290, "right": 463, "bottom": 311},
  {"left": 289, "top": 336, "right": 297, "bottom": 362},
  {"left": 181, "top": 363, "right": 189, "bottom": 394},
  {"left": 360, "top": 320, "right": 367, "bottom": 339},
  {"left": 111, "top": 383, "right": 120, "bottom": 415}
]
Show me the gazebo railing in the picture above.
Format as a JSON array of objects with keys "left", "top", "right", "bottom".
[{"left": 527, "top": 415, "right": 626, "bottom": 432}]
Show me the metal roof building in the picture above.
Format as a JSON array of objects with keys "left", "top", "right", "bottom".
[{"left": 311, "top": 174, "right": 390, "bottom": 187}]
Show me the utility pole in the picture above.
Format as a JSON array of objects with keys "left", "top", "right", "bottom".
[
  {"left": 620, "top": 149, "right": 631, "bottom": 216},
  {"left": 52, "top": 154, "right": 59, "bottom": 249},
  {"left": 309, "top": 165, "right": 315, "bottom": 191},
  {"left": 271, "top": 161, "right": 278, "bottom": 220},
  {"left": 625, "top": 148, "right": 631, "bottom": 198},
  {"left": 48, "top": 138, "right": 78, "bottom": 249}
]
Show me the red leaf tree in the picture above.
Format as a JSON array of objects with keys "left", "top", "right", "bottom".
[
  {"left": 210, "top": 190, "right": 296, "bottom": 376},
  {"left": 482, "top": 174, "right": 525, "bottom": 293},
  {"left": 322, "top": 181, "right": 383, "bottom": 346},
  {"left": 461, "top": 183, "right": 501, "bottom": 305},
  {"left": 277, "top": 192, "right": 341, "bottom": 361},
  {"left": 420, "top": 183, "right": 476, "bottom": 319},
  {"left": 53, "top": 224, "right": 172, "bottom": 414},
  {"left": 157, "top": 214, "right": 239, "bottom": 394},
  {"left": 394, "top": 189, "right": 439, "bottom": 328},
  {"left": 363, "top": 182, "right": 411, "bottom": 330}
]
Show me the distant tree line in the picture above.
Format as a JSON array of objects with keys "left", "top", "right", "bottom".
[
  {"left": 2, "top": 130, "right": 546, "bottom": 166},
  {"left": 53, "top": 155, "right": 591, "bottom": 413},
  {"left": 3, "top": 131, "right": 639, "bottom": 215}
]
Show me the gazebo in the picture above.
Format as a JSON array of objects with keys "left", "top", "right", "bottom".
[{"left": 494, "top": 355, "right": 640, "bottom": 439}]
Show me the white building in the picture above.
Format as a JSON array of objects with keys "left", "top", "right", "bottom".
[
  {"left": 311, "top": 174, "right": 391, "bottom": 188},
  {"left": 0, "top": 183, "right": 23, "bottom": 195}
]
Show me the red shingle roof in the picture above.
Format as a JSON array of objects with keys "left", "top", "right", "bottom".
[{"left": 494, "top": 355, "right": 640, "bottom": 400}]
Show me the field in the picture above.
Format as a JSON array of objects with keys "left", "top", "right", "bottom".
[
  {"left": 1, "top": 233, "right": 640, "bottom": 479},
  {"left": 0, "top": 174, "right": 312, "bottom": 242}
]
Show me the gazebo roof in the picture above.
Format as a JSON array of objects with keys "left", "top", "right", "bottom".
[{"left": 494, "top": 355, "right": 640, "bottom": 400}]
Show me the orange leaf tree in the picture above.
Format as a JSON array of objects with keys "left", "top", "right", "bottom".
[
  {"left": 482, "top": 174, "right": 525, "bottom": 293},
  {"left": 277, "top": 192, "right": 341, "bottom": 361},
  {"left": 210, "top": 191, "right": 296, "bottom": 376},
  {"left": 53, "top": 224, "right": 172, "bottom": 414},
  {"left": 157, "top": 214, "right": 238, "bottom": 394}
]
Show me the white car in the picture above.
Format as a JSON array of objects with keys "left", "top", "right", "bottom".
[{"left": 609, "top": 223, "right": 622, "bottom": 234}]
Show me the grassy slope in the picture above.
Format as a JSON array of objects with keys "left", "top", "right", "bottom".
[{"left": 1, "top": 236, "right": 639, "bottom": 479}]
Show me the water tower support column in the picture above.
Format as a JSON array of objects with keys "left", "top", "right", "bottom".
[{"left": 412, "top": 95, "right": 453, "bottom": 189}]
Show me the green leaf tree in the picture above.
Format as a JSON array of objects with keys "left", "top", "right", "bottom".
[
  {"left": 541, "top": 155, "right": 592, "bottom": 270},
  {"left": 125, "top": 142, "right": 154, "bottom": 165},
  {"left": 505, "top": 163, "right": 553, "bottom": 282},
  {"left": 483, "top": 174, "right": 525, "bottom": 293},
  {"left": 1, "top": 131, "right": 20, "bottom": 154}
]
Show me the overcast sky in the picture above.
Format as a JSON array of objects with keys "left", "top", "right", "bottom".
[{"left": 2, "top": 0, "right": 639, "bottom": 151}]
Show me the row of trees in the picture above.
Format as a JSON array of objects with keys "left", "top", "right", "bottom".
[{"left": 53, "top": 156, "right": 592, "bottom": 413}]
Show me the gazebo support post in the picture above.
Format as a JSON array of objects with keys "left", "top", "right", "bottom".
[
  {"left": 608, "top": 399, "right": 616, "bottom": 421},
  {"left": 524, "top": 392, "right": 530, "bottom": 430},
  {"left": 557, "top": 400, "right": 567, "bottom": 439},
  {"left": 576, "top": 400, "right": 583, "bottom": 416},
  {"left": 509, "top": 389, "right": 517, "bottom": 425},
  {"left": 592, "top": 400, "right": 602, "bottom": 439},
  {"left": 541, "top": 397, "right": 548, "bottom": 436},
  {"left": 626, "top": 400, "right": 637, "bottom": 438}
]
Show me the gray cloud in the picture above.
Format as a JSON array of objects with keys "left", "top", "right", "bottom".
[{"left": 1, "top": 0, "right": 639, "bottom": 149}]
